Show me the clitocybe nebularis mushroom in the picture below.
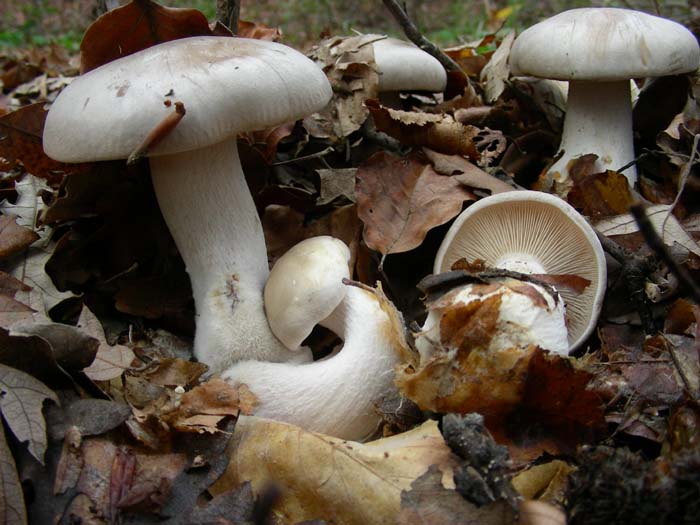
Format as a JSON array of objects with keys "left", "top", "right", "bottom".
[
  {"left": 264, "top": 236, "right": 351, "bottom": 350},
  {"left": 433, "top": 191, "right": 606, "bottom": 352},
  {"left": 223, "top": 236, "right": 410, "bottom": 440},
  {"left": 43, "top": 36, "right": 333, "bottom": 373},
  {"left": 509, "top": 8, "right": 700, "bottom": 192}
]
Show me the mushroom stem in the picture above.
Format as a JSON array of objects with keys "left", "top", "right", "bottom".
[
  {"left": 150, "top": 138, "right": 308, "bottom": 373},
  {"left": 549, "top": 79, "right": 636, "bottom": 187},
  {"left": 222, "top": 283, "right": 408, "bottom": 440}
]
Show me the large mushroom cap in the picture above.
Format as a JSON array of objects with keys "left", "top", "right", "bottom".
[
  {"left": 44, "top": 36, "right": 332, "bottom": 162},
  {"left": 434, "top": 191, "right": 606, "bottom": 351},
  {"left": 510, "top": 8, "right": 700, "bottom": 81},
  {"left": 371, "top": 36, "right": 447, "bottom": 92}
]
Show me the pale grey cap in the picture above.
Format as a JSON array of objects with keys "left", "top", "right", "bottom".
[
  {"left": 372, "top": 36, "right": 447, "bottom": 92},
  {"left": 44, "top": 36, "right": 332, "bottom": 162},
  {"left": 510, "top": 8, "right": 700, "bottom": 81}
]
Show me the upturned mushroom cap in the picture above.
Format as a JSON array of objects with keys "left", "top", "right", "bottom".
[
  {"left": 264, "top": 236, "right": 351, "bottom": 350},
  {"left": 44, "top": 36, "right": 332, "bottom": 162},
  {"left": 434, "top": 191, "right": 606, "bottom": 351},
  {"left": 371, "top": 36, "right": 447, "bottom": 92},
  {"left": 509, "top": 8, "right": 700, "bottom": 81}
]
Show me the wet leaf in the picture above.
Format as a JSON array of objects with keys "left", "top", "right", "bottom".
[
  {"left": 356, "top": 151, "right": 475, "bottom": 257},
  {"left": 0, "top": 363, "right": 58, "bottom": 464},
  {"left": 80, "top": 0, "right": 217, "bottom": 73}
]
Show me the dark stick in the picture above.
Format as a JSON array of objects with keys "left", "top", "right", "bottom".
[
  {"left": 381, "top": 0, "right": 465, "bottom": 76},
  {"left": 596, "top": 230, "right": 656, "bottom": 334},
  {"left": 216, "top": 0, "right": 241, "bottom": 34},
  {"left": 630, "top": 202, "right": 700, "bottom": 303}
]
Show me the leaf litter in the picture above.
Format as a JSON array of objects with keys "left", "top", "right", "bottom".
[{"left": 1, "top": 1, "right": 700, "bottom": 523}]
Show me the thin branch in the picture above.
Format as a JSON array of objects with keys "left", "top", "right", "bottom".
[
  {"left": 630, "top": 202, "right": 700, "bottom": 303},
  {"left": 381, "top": 0, "right": 465, "bottom": 77},
  {"left": 216, "top": 0, "right": 241, "bottom": 34}
]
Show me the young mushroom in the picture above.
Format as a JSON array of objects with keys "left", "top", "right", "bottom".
[
  {"left": 223, "top": 236, "right": 411, "bottom": 440},
  {"left": 509, "top": 8, "right": 700, "bottom": 192},
  {"left": 43, "top": 37, "right": 333, "bottom": 373},
  {"left": 432, "top": 191, "right": 607, "bottom": 352}
]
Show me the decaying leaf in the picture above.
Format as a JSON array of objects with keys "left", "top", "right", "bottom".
[
  {"left": 397, "top": 465, "right": 514, "bottom": 525},
  {"left": 566, "top": 166, "right": 634, "bottom": 218},
  {"left": 237, "top": 19, "right": 281, "bottom": 41},
  {"left": 0, "top": 424, "right": 27, "bottom": 525},
  {"left": 78, "top": 306, "right": 135, "bottom": 381},
  {"left": 305, "top": 34, "right": 381, "bottom": 139},
  {"left": 0, "top": 215, "right": 39, "bottom": 259},
  {"left": 211, "top": 416, "right": 458, "bottom": 525},
  {"left": 356, "top": 151, "right": 475, "bottom": 258},
  {"left": 480, "top": 31, "right": 515, "bottom": 103},
  {"left": 423, "top": 148, "right": 513, "bottom": 194},
  {"left": 0, "top": 363, "right": 58, "bottom": 464},
  {"left": 367, "top": 99, "right": 482, "bottom": 159},
  {"left": 80, "top": 0, "right": 219, "bottom": 73}
]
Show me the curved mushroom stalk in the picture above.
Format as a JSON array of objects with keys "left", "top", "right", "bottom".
[
  {"left": 150, "top": 140, "right": 311, "bottom": 373},
  {"left": 221, "top": 282, "right": 410, "bottom": 441}
]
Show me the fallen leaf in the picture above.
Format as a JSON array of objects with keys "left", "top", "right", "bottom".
[
  {"left": 316, "top": 167, "right": 357, "bottom": 205},
  {"left": 80, "top": 0, "right": 217, "bottom": 73},
  {"left": 0, "top": 215, "right": 39, "bottom": 259},
  {"left": 78, "top": 306, "right": 135, "bottom": 381},
  {"left": 480, "top": 31, "right": 515, "bottom": 103},
  {"left": 237, "top": 19, "right": 281, "bottom": 41},
  {"left": 46, "top": 399, "right": 131, "bottom": 441},
  {"left": 367, "top": 99, "right": 481, "bottom": 159},
  {"left": 143, "top": 358, "right": 208, "bottom": 388},
  {"left": 0, "top": 104, "right": 88, "bottom": 183},
  {"left": 423, "top": 148, "right": 513, "bottom": 194},
  {"left": 0, "top": 363, "right": 58, "bottom": 464},
  {"left": 9, "top": 322, "right": 99, "bottom": 372},
  {"left": 0, "top": 425, "right": 27, "bottom": 525},
  {"left": 356, "top": 151, "right": 476, "bottom": 257},
  {"left": 567, "top": 168, "right": 633, "bottom": 218},
  {"left": 211, "top": 416, "right": 458, "bottom": 525},
  {"left": 512, "top": 460, "right": 576, "bottom": 504}
]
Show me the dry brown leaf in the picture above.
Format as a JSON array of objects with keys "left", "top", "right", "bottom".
[
  {"left": 0, "top": 423, "right": 27, "bottom": 525},
  {"left": 143, "top": 358, "right": 208, "bottom": 388},
  {"left": 236, "top": 19, "right": 281, "bottom": 41},
  {"left": 356, "top": 151, "right": 476, "bottom": 257},
  {"left": 480, "top": 31, "right": 515, "bottom": 103},
  {"left": 0, "top": 363, "right": 58, "bottom": 464},
  {"left": 211, "top": 416, "right": 458, "bottom": 525},
  {"left": 78, "top": 306, "right": 135, "bottom": 381},
  {"left": 423, "top": 148, "right": 512, "bottom": 194},
  {"left": 0, "top": 215, "right": 39, "bottom": 259},
  {"left": 367, "top": 99, "right": 481, "bottom": 159},
  {"left": 80, "top": 0, "right": 217, "bottom": 73},
  {"left": 567, "top": 166, "right": 634, "bottom": 218},
  {"left": 0, "top": 104, "right": 89, "bottom": 184},
  {"left": 512, "top": 460, "right": 576, "bottom": 504}
]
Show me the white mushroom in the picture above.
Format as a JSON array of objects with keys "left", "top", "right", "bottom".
[
  {"left": 264, "top": 236, "right": 351, "bottom": 350},
  {"left": 509, "top": 8, "right": 700, "bottom": 191},
  {"left": 433, "top": 191, "right": 607, "bottom": 352},
  {"left": 223, "top": 237, "right": 410, "bottom": 440},
  {"left": 43, "top": 37, "right": 333, "bottom": 373},
  {"left": 372, "top": 36, "right": 447, "bottom": 94}
]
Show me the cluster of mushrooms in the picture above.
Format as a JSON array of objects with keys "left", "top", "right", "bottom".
[{"left": 43, "top": 8, "right": 699, "bottom": 441}]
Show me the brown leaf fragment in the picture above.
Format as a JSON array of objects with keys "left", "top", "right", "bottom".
[
  {"left": 567, "top": 166, "right": 634, "bottom": 218},
  {"left": 80, "top": 0, "right": 216, "bottom": 73},
  {"left": 530, "top": 273, "right": 591, "bottom": 296},
  {"left": 0, "top": 272, "right": 30, "bottom": 296},
  {"left": 46, "top": 399, "right": 131, "bottom": 441},
  {"left": 356, "top": 151, "right": 476, "bottom": 257},
  {"left": 0, "top": 295, "right": 35, "bottom": 328},
  {"left": 397, "top": 464, "right": 514, "bottom": 525},
  {"left": 316, "top": 168, "right": 357, "bottom": 205},
  {"left": 0, "top": 363, "right": 58, "bottom": 464},
  {"left": 0, "top": 103, "right": 89, "bottom": 183},
  {"left": 78, "top": 306, "right": 135, "bottom": 381},
  {"left": 665, "top": 298, "right": 700, "bottom": 336},
  {"left": 185, "top": 482, "right": 255, "bottom": 525},
  {"left": 127, "top": 101, "right": 186, "bottom": 164},
  {"left": 237, "top": 19, "right": 281, "bottom": 41},
  {"left": 53, "top": 426, "right": 83, "bottom": 496},
  {"left": 367, "top": 99, "right": 481, "bottom": 159},
  {"left": 0, "top": 424, "right": 27, "bottom": 525},
  {"left": 0, "top": 214, "right": 39, "bottom": 259},
  {"left": 423, "top": 148, "right": 512, "bottom": 194},
  {"left": 143, "top": 358, "right": 208, "bottom": 388}
]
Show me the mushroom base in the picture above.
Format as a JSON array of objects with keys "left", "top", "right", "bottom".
[{"left": 149, "top": 139, "right": 309, "bottom": 373}]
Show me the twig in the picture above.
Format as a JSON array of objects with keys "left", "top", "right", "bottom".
[
  {"left": 381, "top": 0, "right": 465, "bottom": 76},
  {"left": 596, "top": 230, "right": 656, "bottom": 334},
  {"left": 630, "top": 202, "right": 700, "bottom": 303},
  {"left": 663, "top": 129, "right": 699, "bottom": 233},
  {"left": 663, "top": 334, "right": 698, "bottom": 401},
  {"left": 216, "top": 0, "right": 241, "bottom": 34}
]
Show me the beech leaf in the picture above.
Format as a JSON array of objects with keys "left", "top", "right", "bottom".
[
  {"left": 0, "top": 363, "right": 58, "bottom": 464},
  {"left": 0, "top": 425, "right": 27, "bottom": 525},
  {"left": 78, "top": 306, "right": 135, "bottom": 381},
  {"left": 356, "top": 151, "right": 476, "bottom": 258}
]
